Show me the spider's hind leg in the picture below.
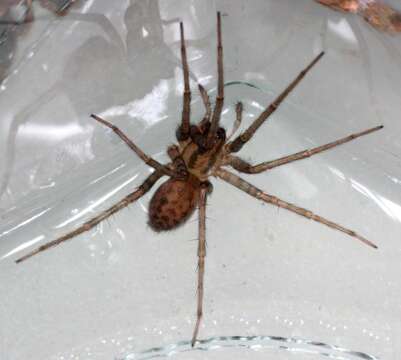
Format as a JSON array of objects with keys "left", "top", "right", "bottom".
[
  {"left": 216, "top": 169, "right": 377, "bottom": 249},
  {"left": 16, "top": 170, "right": 164, "bottom": 263}
]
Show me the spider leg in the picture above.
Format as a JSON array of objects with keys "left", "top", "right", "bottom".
[
  {"left": 225, "top": 125, "right": 383, "bottom": 173},
  {"left": 167, "top": 145, "right": 188, "bottom": 178},
  {"left": 207, "top": 12, "right": 224, "bottom": 147},
  {"left": 176, "top": 21, "right": 192, "bottom": 141},
  {"left": 215, "top": 169, "right": 377, "bottom": 249},
  {"left": 15, "top": 171, "right": 164, "bottom": 263},
  {"left": 187, "top": 84, "right": 212, "bottom": 149},
  {"left": 91, "top": 114, "right": 174, "bottom": 177},
  {"left": 188, "top": 85, "right": 214, "bottom": 149},
  {"left": 191, "top": 184, "right": 208, "bottom": 347},
  {"left": 228, "top": 52, "right": 324, "bottom": 153},
  {"left": 227, "top": 102, "right": 243, "bottom": 141}
]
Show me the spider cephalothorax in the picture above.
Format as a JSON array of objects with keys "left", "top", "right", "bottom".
[
  {"left": 149, "top": 114, "right": 227, "bottom": 232},
  {"left": 16, "top": 12, "right": 382, "bottom": 348}
]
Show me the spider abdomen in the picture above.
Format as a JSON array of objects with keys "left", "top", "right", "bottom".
[{"left": 148, "top": 176, "right": 200, "bottom": 231}]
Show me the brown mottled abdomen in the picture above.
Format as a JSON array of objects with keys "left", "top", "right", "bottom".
[{"left": 148, "top": 176, "right": 200, "bottom": 231}]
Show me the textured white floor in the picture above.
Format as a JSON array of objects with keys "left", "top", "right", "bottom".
[{"left": 0, "top": 0, "right": 400, "bottom": 359}]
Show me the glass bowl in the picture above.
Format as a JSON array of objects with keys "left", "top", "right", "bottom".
[{"left": 0, "top": 1, "right": 400, "bottom": 359}]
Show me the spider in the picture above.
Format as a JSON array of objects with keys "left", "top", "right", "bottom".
[{"left": 16, "top": 12, "right": 383, "bottom": 347}]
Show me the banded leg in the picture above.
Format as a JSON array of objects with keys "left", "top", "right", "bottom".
[
  {"left": 216, "top": 169, "right": 377, "bottom": 249},
  {"left": 91, "top": 114, "right": 174, "bottom": 177},
  {"left": 226, "top": 125, "right": 383, "bottom": 173},
  {"left": 176, "top": 21, "right": 192, "bottom": 141},
  {"left": 207, "top": 12, "right": 224, "bottom": 146},
  {"left": 228, "top": 52, "right": 325, "bottom": 153},
  {"left": 191, "top": 184, "right": 208, "bottom": 347},
  {"left": 15, "top": 171, "right": 164, "bottom": 263}
]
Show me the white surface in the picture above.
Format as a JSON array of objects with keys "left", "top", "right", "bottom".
[{"left": 0, "top": 0, "right": 401, "bottom": 359}]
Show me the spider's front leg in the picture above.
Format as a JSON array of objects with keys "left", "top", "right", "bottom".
[
  {"left": 191, "top": 182, "right": 209, "bottom": 347},
  {"left": 224, "top": 125, "right": 383, "bottom": 173},
  {"left": 176, "top": 21, "right": 192, "bottom": 142},
  {"left": 91, "top": 114, "right": 174, "bottom": 177},
  {"left": 207, "top": 12, "right": 225, "bottom": 146},
  {"left": 227, "top": 51, "right": 324, "bottom": 153}
]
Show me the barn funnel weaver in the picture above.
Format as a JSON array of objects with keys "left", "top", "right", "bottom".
[{"left": 16, "top": 12, "right": 382, "bottom": 347}]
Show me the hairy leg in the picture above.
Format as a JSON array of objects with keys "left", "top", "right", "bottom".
[
  {"left": 215, "top": 169, "right": 377, "bottom": 249},
  {"left": 225, "top": 125, "right": 383, "bottom": 173},
  {"left": 207, "top": 12, "right": 224, "bottom": 146},
  {"left": 191, "top": 184, "right": 208, "bottom": 347},
  {"left": 176, "top": 21, "right": 192, "bottom": 141},
  {"left": 228, "top": 52, "right": 324, "bottom": 153},
  {"left": 91, "top": 114, "right": 174, "bottom": 176},
  {"left": 15, "top": 171, "right": 164, "bottom": 263}
]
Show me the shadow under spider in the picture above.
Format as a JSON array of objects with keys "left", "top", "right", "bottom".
[{"left": 15, "top": 11, "right": 383, "bottom": 348}]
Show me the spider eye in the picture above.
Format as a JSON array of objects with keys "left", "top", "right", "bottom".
[{"left": 201, "top": 121, "right": 211, "bottom": 134}]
